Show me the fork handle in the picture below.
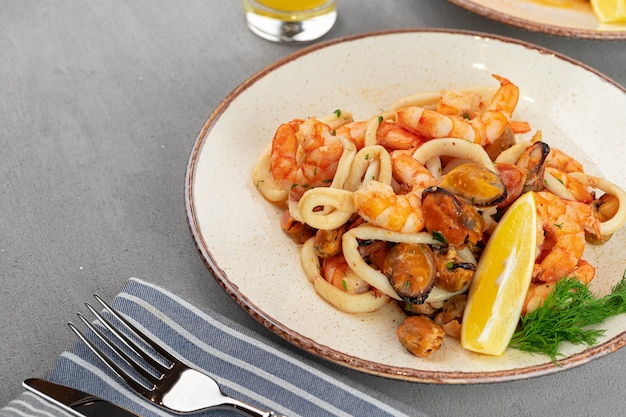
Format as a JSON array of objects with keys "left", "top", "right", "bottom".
[
  {"left": 229, "top": 399, "right": 286, "bottom": 417},
  {"left": 235, "top": 408, "right": 286, "bottom": 417}
]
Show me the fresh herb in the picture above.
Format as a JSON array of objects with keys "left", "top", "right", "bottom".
[
  {"left": 462, "top": 112, "right": 470, "bottom": 119},
  {"left": 334, "top": 109, "right": 342, "bottom": 118},
  {"left": 342, "top": 279, "right": 348, "bottom": 291},
  {"left": 446, "top": 261, "right": 455, "bottom": 271},
  {"left": 509, "top": 272, "right": 626, "bottom": 363},
  {"left": 432, "top": 231, "right": 447, "bottom": 245},
  {"left": 378, "top": 115, "right": 383, "bottom": 124}
]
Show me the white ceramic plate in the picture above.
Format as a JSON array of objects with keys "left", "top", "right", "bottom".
[
  {"left": 448, "top": 0, "right": 626, "bottom": 39},
  {"left": 186, "top": 30, "right": 626, "bottom": 383}
]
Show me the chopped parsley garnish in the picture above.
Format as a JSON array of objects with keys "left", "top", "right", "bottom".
[{"left": 432, "top": 231, "right": 447, "bottom": 245}]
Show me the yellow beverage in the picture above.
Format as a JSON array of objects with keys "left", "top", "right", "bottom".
[
  {"left": 245, "top": 0, "right": 336, "bottom": 20},
  {"left": 256, "top": 0, "right": 330, "bottom": 12},
  {"left": 243, "top": 0, "right": 337, "bottom": 42}
]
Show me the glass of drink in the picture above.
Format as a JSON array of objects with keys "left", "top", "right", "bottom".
[{"left": 243, "top": 0, "right": 337, "bottom": 43}]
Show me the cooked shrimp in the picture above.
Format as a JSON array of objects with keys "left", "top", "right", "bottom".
[
  {"left": 395, "top": 75, "right": 519, "bottom": 146},
  {"left": 335, "top": 119, "right": 422, "bottom": 151},
  {"left": 391, "top": 151, "right": 438, "bottom": 189},
  {"left": 533, "top": 191, "right": 602, "bottom": 283},
  {"left": 522, "top": 282, "right": 554, "bottom": 315},
  {"left": 334, "top": 121, "right": 366, "bottom": 150},
  {"left": 322, "top": 254, "right": 370, "bottom": 294},
  {"left": 436, "top": 88, "right": 488, "bottom": 118},
  {"left": 376, "top": 120, "right": 424, "bottom": 150},
  {"left": 270, "top": 118, "right": 345, "bottom": 200},
  {"left": 545, "top": 147, "right": 584, "bottom": 173},
  {"left": 545, "top": 167, "right": 594, "bottom": 204},
  {"left": 522, "top": 259, "right": 595, "bottom": 316},
  {"left": 352, "top": 152, "right": 437, "bottom": 233}
]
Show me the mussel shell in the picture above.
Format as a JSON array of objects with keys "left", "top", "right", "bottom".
[
  {"left": 588, "top": 193, "right": 618, "bottom": 244},
  {"left": 438, "top": 162, "right": 507, "bottom": 207},
  {"left": 516, "top": 141, "right": 550, "bottom": 193},
  {"left": 314, "top": 225, "right": 346, "bottom": 258},
  {"left": 484, "top": 126, "right": 516, "bottom": 161},
  {"left": 383, "top": 243, "right": 436, "bottom": 305},
  {"left": 421, "top": 186, "right": 486, "bottom": 248},
  {"left": 432, "top": 247, "right": 476, "bottom": 293}
]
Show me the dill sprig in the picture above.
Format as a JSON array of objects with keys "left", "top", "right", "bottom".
[{"left": 509, "top": 271, "right": 626, "bottom": 363}]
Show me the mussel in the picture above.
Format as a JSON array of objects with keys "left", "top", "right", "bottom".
[
  {"left": 280, "top": 211, "right": 316, "bottom": 244},
  {"left": 314, "top": 224, "right": 347, "bottom": 258},
  {"left": 382, "top": 243, "right": 436, "bottom": 305},
  {"left": 588, "top": 193, "right": 619, "bottom": 244},
  {"left": 432, "top": 247, "right": 476, "bottom": 293},
  {"left": 516, "top": 141, "right": 550, "bottom": 192},
  {"left": 438, "top": 162, "right": 507, "bottom": 207},
  {"left": 433, "top": 294, "right": 467, "bottom": 338},
  {"left": 483, "top": 126, "right": 516, "bottom": 161},
  {"left": 421, "top": 186, "right": 486, "bottom": 248},
  {"left": 396, "top": 315, "right": 445, "bottom": 357}
]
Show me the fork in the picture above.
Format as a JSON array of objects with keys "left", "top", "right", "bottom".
[{"left": 68, "top": 294, "right": 285, "bottom": 416}]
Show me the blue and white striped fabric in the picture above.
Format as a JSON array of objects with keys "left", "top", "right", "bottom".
[{"left": 0, "top": 278, "right": 428, "bottom": 417}]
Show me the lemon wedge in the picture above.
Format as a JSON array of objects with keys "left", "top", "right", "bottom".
[
  {"left": 461, "top": 192, "right": 537, "bottom": 356},
  {"left": 590, "top": 0, "right": 626, "bottom": 23}
]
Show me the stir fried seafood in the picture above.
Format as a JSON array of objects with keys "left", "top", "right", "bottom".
[{"left": 252, "top": 75, "right": 626, "bottom": 358}]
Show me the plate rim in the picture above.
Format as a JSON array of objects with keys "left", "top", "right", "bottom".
[
  {"left": 447, "top": 0, "right": 626, "bottom": 40},
  {"left": 185, "top": 28, "right": 626, "bottom": 384}
]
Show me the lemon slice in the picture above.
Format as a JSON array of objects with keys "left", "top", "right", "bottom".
[
  {"left": 461, "top": 192, "right": 537, "bottom": 356},
  {"left": 590, "top": 0, "right": 626, "bottom": 23}
]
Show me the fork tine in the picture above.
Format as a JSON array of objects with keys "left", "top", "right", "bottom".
[
  {"left": 92, "top": 294, "right": 180, "bottom": 365},
  {"left": 84, "top": 302, "right": 169, "bottom": 374},
  {"left": 68, "top": 320, "right": 152, "bottom": 395}
]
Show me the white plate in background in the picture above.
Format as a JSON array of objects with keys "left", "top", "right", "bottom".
[{"left": 448, "top": 0, "right": 626, "bottom": 40}]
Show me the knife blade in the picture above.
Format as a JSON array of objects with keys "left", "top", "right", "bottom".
[{"left": 23, "top": 378, "right": 140, "bottom": 417}]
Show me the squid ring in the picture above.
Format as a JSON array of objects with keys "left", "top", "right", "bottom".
[
  {"left": 569, "top": 172, "right": 626, "bottom": 236},
  {"left": 297, "top": 188, "right": 355, "bottom": 231},
  {"left": 300, "top": 237, "right": 390, "bottom": 313},
  {"left": 412, "top": 138, "right": 495, "bottom": 171}
]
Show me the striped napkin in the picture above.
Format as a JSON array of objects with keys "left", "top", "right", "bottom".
[{"left": 0, "top": 278, "right": 427, "bottom": 417}]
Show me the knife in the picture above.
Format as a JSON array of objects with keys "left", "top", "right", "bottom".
[{"left": 23, "top": 378, "right": 140, "bottom": 417}]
